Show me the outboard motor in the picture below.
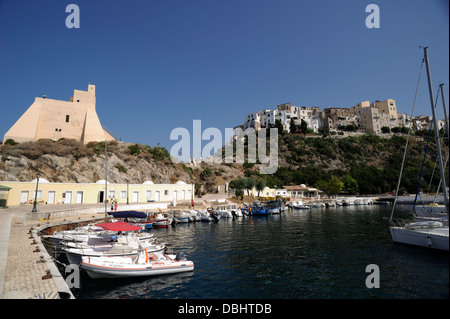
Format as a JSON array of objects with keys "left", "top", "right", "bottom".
[
  {"left": 211, "top": 212, "right": 219, "bottom": 222},
  {"left": 175, "top": 251, "right": 188, "bottom": 261}
]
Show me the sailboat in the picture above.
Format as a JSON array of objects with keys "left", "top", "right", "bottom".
[{"left": 389, "top": 47, "right": 449, "bottom": 252}]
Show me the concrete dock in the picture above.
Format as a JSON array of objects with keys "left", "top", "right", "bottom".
[
  {"left": 0, "top": 196, "right": 222, "bottom": 299},
  {"left": 0, "top": 204, "right": 110, "bottom": 299}
]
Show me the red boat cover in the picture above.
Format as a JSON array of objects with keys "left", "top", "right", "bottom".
[{"left": 96, "top": 221, "right": 141, "bottom": 232}]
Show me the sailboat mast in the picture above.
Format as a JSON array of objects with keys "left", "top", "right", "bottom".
[
  {"left": 423, "top": 47, "right": 449, "bottom": 218},
  {"left": 105, "top": 139, "right": 108, "bottom": 221},
  {"left": 439, "top": 83, "right": 449, "bottom": 141}
]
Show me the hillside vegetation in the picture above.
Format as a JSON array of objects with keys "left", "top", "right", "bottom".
[
  {"left": 238, "top": 132, "right": 449, "bottom": 196},
  {"left": 1, "top": 131, "right": 448, "bottom": 197}
]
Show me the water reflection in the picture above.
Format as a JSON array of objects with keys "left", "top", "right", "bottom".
[{"left": 74, "top": 205, "right": 448, "bottom": 299}]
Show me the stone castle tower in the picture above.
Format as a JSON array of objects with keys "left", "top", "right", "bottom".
[{"left": 3, "top": 84, "right": 115, "bottom": 144}]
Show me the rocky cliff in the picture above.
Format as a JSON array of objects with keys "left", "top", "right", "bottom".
[{"left": 0, "top": 139, "right": 242, "bottom": 189}]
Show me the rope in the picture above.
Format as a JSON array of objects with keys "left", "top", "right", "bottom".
[
  {"left": 390, "top": 58, "right": 424, "bottom": 221},
  {"left": 50, "top": 256, "right": 70, "bottom": 267}
]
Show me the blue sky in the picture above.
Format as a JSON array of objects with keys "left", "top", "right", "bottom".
[{"left": 0, "top": 0, "right": 448, "bottom": 157}]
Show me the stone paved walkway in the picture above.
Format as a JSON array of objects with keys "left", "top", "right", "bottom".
[
  {"left": 2, "top": 214, "right": 58, "bottom": 298},
  {"left": 0, "top": 197, "right": 229, "bottom": 299}
]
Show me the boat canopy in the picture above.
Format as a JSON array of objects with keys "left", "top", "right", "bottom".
[
  {"left": 96, "top": 221, "right": 142, "bottom": 232},
  {"left": 108, "top": 211, "right": 148, "bottom": 219}
]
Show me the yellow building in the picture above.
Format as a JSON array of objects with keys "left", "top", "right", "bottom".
[
  {"left": 0, "top": 184, "right": 11, "bottom": 208},
  {"left": 0, "top": 179, "right": 193, "bottom": 207},
  {"left": 3, "top": 84, "right": 115, "bottom": 144},
  {"left": 350, "top": 99, "right": 399, "bottom": 134}
]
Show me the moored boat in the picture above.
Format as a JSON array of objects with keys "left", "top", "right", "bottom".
[
  {"left": 172, "top": 211, "right": 192, "bottom": 223},
  {"left": 81, "top": 250, "right": 194, "bottom": 279},
  {"left": 61, "top": 221, "right": 165, "bottom": 264},
  {"left": 388, "top": 47, "right": 449, "bottom": 252},
  {"left": 43, "top": 224, "right": 105, "bottom": 245},
  {"left": 389, "top": 220, "right": 449, "bottom": 251},
  {"left": 291, "top": 201, "right": 311, "bottom": 210},
  {"left": 109, "top": 211, "right": 153, "bottom": 230},
  {"left": 152, "top": 213, "right": 172, "bottom": 228}
]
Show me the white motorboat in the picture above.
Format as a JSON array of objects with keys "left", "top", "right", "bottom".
[
  {"left": 307, "top": 203, "right": 324, "bottom": 208},
  {"left": 61, "top": 222, "right": 165, "bottom": 264},
  {"left": 199, "top": 211, "right": 213, "bottom": 222},
  {"left": 63, "top": 240, "right": 165, "bottom": 265},
  {"left": 81, "top": 250, "right": 194, "bottom": 279},
  {"left": 291, "top": 201, "right": 311, "bottom": 210},
  {"left": 214, "top": 210, "right": 232, "bottom": 218},
  {"left": 188, "top": 210, "right": 202, "bottom": 221},
  {"left": 44, "top": 224, "right": 105, "bottom": 245},
  {"left": 46, "top": 223, "right": 154, "bottom": 247}
]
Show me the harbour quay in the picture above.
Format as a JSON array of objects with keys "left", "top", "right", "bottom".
[
  {"left": 0, "top": 199, "right": 211, "bottom": 299},
  {"left": 377, "top": 195, "right": 446, "bottom": 205},
  {"left": 0, "top": 204, "right": 110, "bottom": 299}
]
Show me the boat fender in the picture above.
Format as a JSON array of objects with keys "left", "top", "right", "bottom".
[
  {"left": 426, "top": 236, "right": 432, "bottom": 247},
  {"left": 145, "top": 249, "right": 149, "bottom": 263},
  {"left": 175, "top": 251, "right": 187, "bottom": 261}
]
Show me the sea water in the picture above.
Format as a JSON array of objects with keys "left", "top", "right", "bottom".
[{"left": 72, "top": 205, "right": 449, "bottom": 299}]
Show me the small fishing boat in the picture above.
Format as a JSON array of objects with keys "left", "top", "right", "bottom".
[
  {"left": 173, "top": 211, "right": 191, "bottom": 223},
  {"left": 266, "top": 200, "right": 283, "bottom": 214},
  {"left": 244, "top": 205, "right": 267, "bottom": 216},
  {"left": 81, "top": 250, "right": 194, "bottom": 279},
  {"left": 152, "top": 213, "right": 171, "bottom": 228},
  {"left": 109, "top": 211, "right": 153, "bottom": 230},
  {"left": 290, "top": 201, "right": 311, "bottom": 210}
]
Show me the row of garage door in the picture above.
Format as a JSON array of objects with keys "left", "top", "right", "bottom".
[
  {"left": 19, "top": 189, "right": 188, "bottom": 204},
  {"left": 20, "top": 190, "right": 84, "bottom": 204}
]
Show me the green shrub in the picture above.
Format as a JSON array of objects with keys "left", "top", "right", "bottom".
[
  {"left": 4, "top": 139, "right": 18, "bottom": 146},
  {"left": 116, "top": 164, "right": 127, "bottom": 173},
  {"left": 128, "top": 144, "right": 141, "bottom": 155}
]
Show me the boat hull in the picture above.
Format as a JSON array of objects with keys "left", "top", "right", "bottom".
[
  {"left": 267, "top": 208, "right": 281, "bottom": 214},
  {"left": 81, "top": 256, "right": 194, "bottom": 279},
  {"left": 153, "top": 219, "right": 170, "bottom": 228},
  {"left": 64, "top": 244, "right": 165, "bottom": 265},
  {"left": 174, "top": 217, "right": 190, "bottom": 223},
  {"left": 293, "top": 205, "right": 311, "bottom": 210},
  {"left": 389, "top": 226, "right": 449, "bottom": 252}
]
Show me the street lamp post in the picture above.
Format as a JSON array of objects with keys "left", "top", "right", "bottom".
[
  {"left": 31, "top": 172, "right": 41, "bottom": 212},
  {"left": 127, "top": 182, "right": 129, "bottom": 205}
]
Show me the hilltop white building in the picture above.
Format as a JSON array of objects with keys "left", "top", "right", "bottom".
[{"left": 243, "top": 103, "right": 322, "bottom": 133}]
